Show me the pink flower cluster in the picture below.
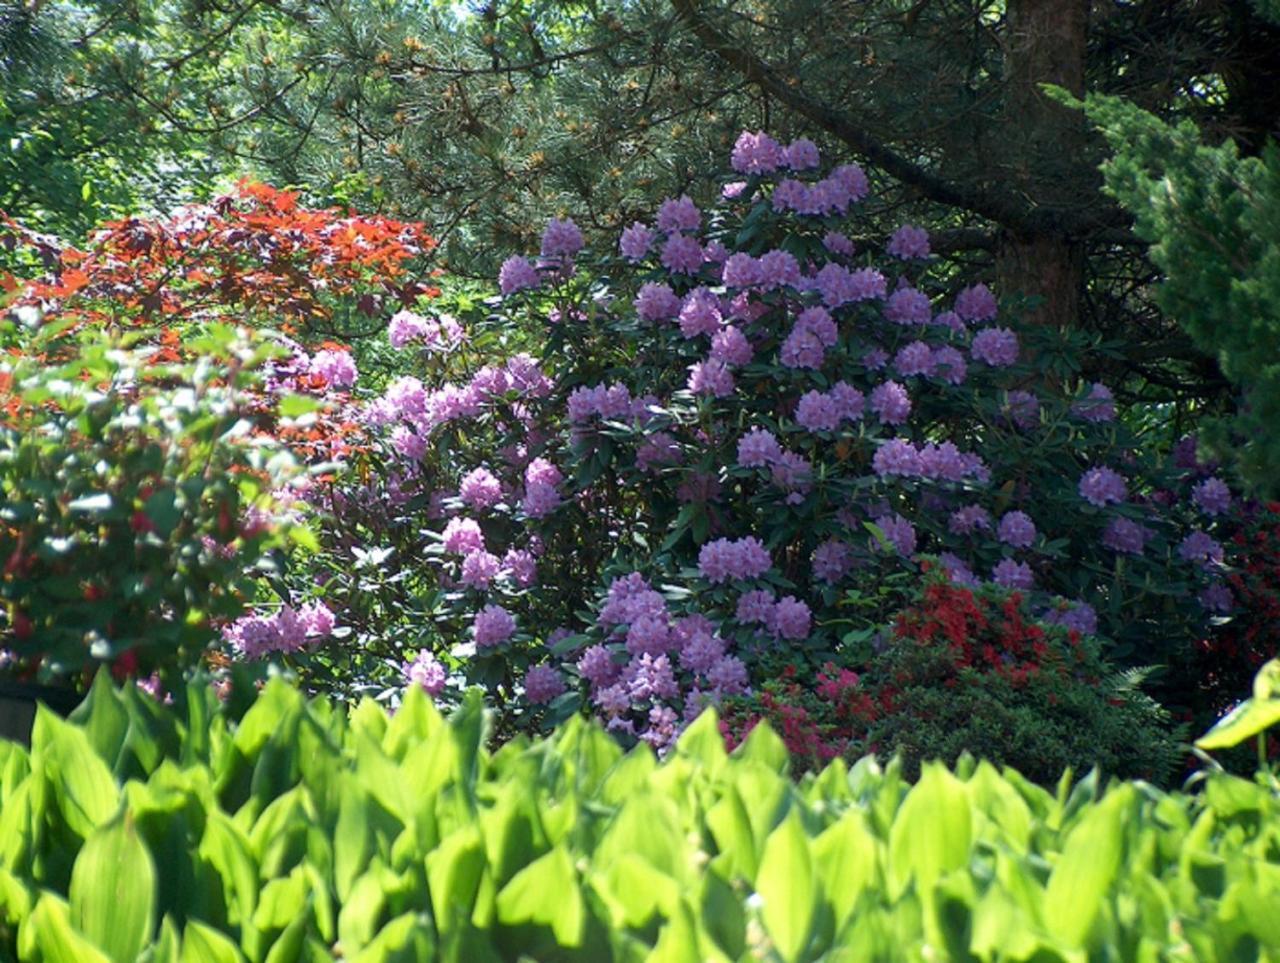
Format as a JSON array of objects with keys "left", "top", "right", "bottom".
[
  {"left": 388, "top": 310, "right": 466, "bottom": 351},
  {"left": 795, "top": 382, "right": 865, "bottom": 432},
  {"left": 223, "top": 601, "right": 336, "bottom": 659}
]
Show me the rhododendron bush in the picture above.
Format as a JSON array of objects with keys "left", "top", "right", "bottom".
[{"left": 240, "top": 133, "right": 1244, "bottom": 763}]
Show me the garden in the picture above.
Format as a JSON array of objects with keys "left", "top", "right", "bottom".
[{"left": 3, "top": 0, "right": 1280, "bottom": 959}]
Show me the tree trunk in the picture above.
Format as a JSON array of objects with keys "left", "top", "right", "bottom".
[{"left": 997, "top": 0, "right": 1090, "bottom": 329}]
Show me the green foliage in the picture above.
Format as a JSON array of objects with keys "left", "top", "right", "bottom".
[
  {"left": 1078, "top": 91, "right": 1280, "bottom": 494},
  {"left": 0, "top": 321, "right": 302, "bottom": 686},
  {"left": 1, "top": 677, "right": 1279, "bottom": 960},
  {"left": 1198, "top": 658, "right": 1280, "bottom": 753}
]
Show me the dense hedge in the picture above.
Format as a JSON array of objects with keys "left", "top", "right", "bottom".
[{"left": 1, "top": 676, "right": 1278, "bottom": 961}]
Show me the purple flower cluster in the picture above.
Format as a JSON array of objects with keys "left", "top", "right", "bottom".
[
  {"left": 404, "top": 649, "right": 446, "bottom": 696},
  {"left": 1102, "top": 517, "right": 1148, "bottom": 555},
  {"left": 635, "top": 281, "right": 682, "bottom": 321},
  {"left": 1073, "top": 383, "right": 1116, "bottom": 423},
  {"left": 523, "top": 664, "right": 566, "bottom": 704},
  {"left": 970, "top": 327, "right": 1019, "bottom": 367},
  {"left": 474, "top": 604, "right": 516, "bottom": 647},
  {"left": 222, "top": 602, "right": 336, "bottom": 659},
  {"left": 955, "top": 284, "right": 998, "bottom": 322},
  {"left": 541, "top": 218, "right": 584, "bottom": 258},
  {"left": 310, "top": 349, "right": 357, "bottom": 389},
  {"left": 619, "top": 222, "right": 656, "bottom": 261},
  {"left": 499, "top": 255, "right": 539, "bottom": 296},
  {"left": 780, "top": 306, "right": 839, "bottom": 369},
  {"left": 1192, "top": 477, "right": 1230, "bottom": 516},
  {"left": 992, "top": 559, "right": 1034, "bottom": 590},
  {"left": 872, "top": 513, "right": 917, "bottom": 556},
  {"left": 997, "top": 511, "right": 1037, "bottom": 548},
  {"left": 567, "top": 382, "right": 645, "bottom": 422},
  {"left": 459, "top": 467, "right": 503, "bottom": 510},
  {"left": 522, "top": 458, "right": 563, "bottom": 518},
  {"left": 678, "top": 288, "right": 723, "bottom": 338},
  {"left": 869, "top": 380, "right": 912, "bottom": 425},
  {"left": 1079, "top": 466, "right": 1127, "bottom": 507},
  {"left": 884, "top": 287, "right": 932, "bottom": 326},
  {"left": 656, "top": 195, "right": 701, "bottom": 234},
  {"left": 887, "top": 225, "right": 931, "bottom": 260},
  {"left": 871, "top": 439, "right": 980, "bottom": 483},
  {"left": 795, "top": 382, "right": 864, "bottom": 432},
  {"left": 698, "top": 536, "right": 772, "bottom": 583},
  {"left": 814, "top": 263, "right": 886, "bottom": 308}
]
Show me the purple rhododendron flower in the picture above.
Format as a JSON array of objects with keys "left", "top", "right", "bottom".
[
  {"left": 634, "top": 281, "right": 682, "bottom": 321},
  {"left": 688, "top": 358, "right": 735, "bottom": 397},
  {"left": 710, "top": 326, "right": 753, "bottom": 366},
  {"left": 442, "top": 517, "right": 485, "bottom": 555},
  {"left": 893, "top": 341, "right": 935, "bottom": 377},
  {"left": 731, "top": 131, "right": 784, "bottom": 174},
  {"left": 873, "top": 513, "right": 917, "bottom": 556},
  {"left": 578, "top": 644, "right": 620, "bottom": 688},
  {"left": 656, "top": 195, "right": 701, "bottom": 234},
  {"left": 970, "top": 327, "right": 1019, "bottom": 366},
  {"left": 1199, "top": 582, "right": 1234, "bottom": 613},
  {"left": 619, "top": 221, "right": 655, "bottom": 260},
  {"left": 770, "top": 596, "right": 812, "bottom": 640},
  {"left": 661, "top": 233, "right": 704, "bottom": 275},
  {"left": 404, "top": 650, "right": 446, "bottom": 696},
  {"left": 473, "top": 604, "right": 516, "bottom": 647},
  {"left": 884, "top": 287, "right": 932, "bottom": 325},
  {"left": 997, "top": 511, "right": 1037, "bottom": 549},
  {"left": 783, "top": 137, "right": 821, "bottom": 170},
  {"left": 1006, "top": 390, "right": 1040, "bottom": 430},
  {"left": 823, "top": 231, "right": 855, "bottom": 256},
  {"left": 738, "top": 428, "right": 782, "bottom": 468},
  {"left": 1179, "top": 530, "right": 1224, "bottom": 567},
  {"left": 873, "top": 438, "right": 921, "bottom": 478},
  {"left": 992, "top": 559, "right": 1035, "bottom": 589},
  {"left": 813, "top": 540, "right": 854, "bottom": 583},
  {"left": 678, "top": 288, "right": 723, "bottom": 338},
  {"left": 698, "top": 536, "right": 772, "bottom": 583},
  {"left": 1073, "top": 382, "right": 1116, "bottom": 423},
  {"left": 499, "top": 255, "right": 539, "bottom": 295},
  {"left": 1079, "top": 466, "right": 1127, "bottom": 507},
  {"left": 931, "top": 345, "right": 967, "bottom": 385},
  {"left": 887, "top": 225, "right": 930, "bottom": 259},
  {"left": 459, "top": 467, "right": 502, "bottom": 510},
  {"left": 460, "top": 550, "right": 502, "bottom": 589},
  {"left": 870, "top": 380, "right": 912, "bottom": 425},
  {"left": 1102, "top": 517, "right": 1148, "bottom": 555},
  {"left": 524, "top": 665, "right": 566, "bottom": 704},
  {"left": 949, "top": 505, "right": 992, "bottom": 535},
  {"left": 1192, "top": 477, "right": 1231, "bottom": 516},
  {"left": 955, "top": 283, "right": 998, "bottom": 322},
  {"left": 541, "top": 217, "right": 583, "bottom": 258},
  {"left": 796, "top": 390, "right": 841, "bottom": 432},
  {"left": 722, "top": 252, "right": 761, "bottom": 288},
  {"left": 311, "top": 349, "right": 357, "bottom": 389}
]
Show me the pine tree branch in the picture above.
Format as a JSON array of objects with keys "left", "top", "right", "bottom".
[{"left": 670, "top": 0, "right": 1126, "bottom": 239}]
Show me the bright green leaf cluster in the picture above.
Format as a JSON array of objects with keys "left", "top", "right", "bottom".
[{"left": 1, "top": 675, "right": 1279, "bottom": 960}]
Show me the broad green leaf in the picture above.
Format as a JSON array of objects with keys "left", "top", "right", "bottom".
[
  {"left": 70, "top": 812, "right": 157, "bottom": 963},
  {"left": 888, "top": 763, "right": 973, "bottom": 901},
  {"left": 33, "top": 706, "right": 120, "bottom": 837},
  {"left": 755, "top": 809, "right": 816, "bottom": 963},
  {"left": 706, "top": 786, "right": 758, "bottom": 880},
  {"left": 495, "top": 844, "right": 584, "bottom": 947},
  {"left": 732, "top": 721, "right": 789, "bottom": 774},
  {"left": 1196, "top": 659, "right": 1280, "bottom": 750},
  {"left": 426, "top": 826, "right": 487, "bottom": 934},
  {"left": 181, "top": 919, "right": 247, "bottom": 963},
  {"left": 813, "top": 810, "right": 878, "bottom": 929},
  {"left": 673, "top": 709, "right": 728, "bottom": 774},
  {"left": 253, "top": 866, "right": 309, "bottom": 932},
  {"left": 19, "top": 893, "right": 112, "bottom": 963},
  {"left": 593, "top": 853, "right": 679, "bottom": 929},
  {"left": 69, "top": 670, "right": 128, "bottom": 769},
  {"left": 198, "top": 811, "right": 259, "bottom": 925},
  {"left": 1044, "top": 784, "right": 1133, "bottom": 947}
]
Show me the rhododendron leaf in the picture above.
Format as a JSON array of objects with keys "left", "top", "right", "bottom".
[
  {"left": 69, "top": 812, "right": 156, "bottom": 963},
  {"left": 888, "top": 764, "right": 972, "bottom": 901},
  {"left": 1044, "top": 785, "right": 1133, "bottom": 946},
  {"left": 756, "top": 809, "right": 816, "bottom": 963},
  {"left": 495, "top": 844, "right": 584, "bottom": 947}
]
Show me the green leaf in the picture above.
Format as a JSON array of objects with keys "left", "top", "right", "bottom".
[
  {"left": 1044, "top": 784, "right": 1133, "bottom": 947},
  {"left": 278, "top": 394, "right": 323, "bottom": 418},
  {"left": 813, "top": 810, "right": 878, "bottom": 929},
  {"left": 755, "top": 809, "right": 815, "bottom": 963},
  {"left": 19, "top": 893, "right": 113, "bottom": 963},
  {"left": 32, "top": 706, "right": 120, "bottom": 837},
  {"left": 1196, "top": 659, "right": 1280, "bottom": 749},
  {"left": 426, "top": 826, "right": 488, "bottom": 935},
  {"left": 495, "top": 844, "right": 584, "bottom": 947},
  {"left": 181, "top": 919, "right": 247, "bottom": 963},
  {"left": 69, "top": 811, "right": 157, "bottom": 963},
  {"left": 888, "top": 763, "right": 972, "bottom": 901}
]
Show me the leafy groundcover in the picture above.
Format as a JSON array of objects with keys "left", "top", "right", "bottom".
[{"left": 1, "top": 676, "right": 1278, "bottom": 962}]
